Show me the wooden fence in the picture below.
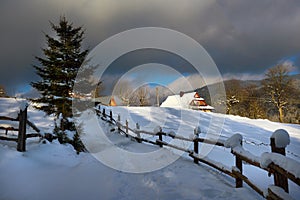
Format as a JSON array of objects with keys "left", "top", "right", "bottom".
[
  {"left": 96, "top": 105, "right": 300, "bottom": 200},
  {"left": 0, "top": 106, "right": 42, "bottom": 152}
]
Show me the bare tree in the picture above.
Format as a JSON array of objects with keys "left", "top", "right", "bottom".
[
  {"left": 148, "top": 85, "right": 173, "bottom": 106},
  {"left": 263, "top": 64, "right": 295, "bottom": 122},
  {"left": 131, "top": 85, "right": 150, "bottom": 106},
  {"left": 112, "top": 80, "right": 134, "bottom": 106}
]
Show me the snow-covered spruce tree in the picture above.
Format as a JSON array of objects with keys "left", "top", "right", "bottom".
[{"left": 31, "top": 16, "right": 88, "bottom": 150}]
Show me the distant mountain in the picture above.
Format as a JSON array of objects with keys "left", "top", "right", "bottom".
[
  {"left": 291, "top": 74, "right": 300, "bottom": 90},
  {"left": 291, "top": 74, "right": 300, "bottom": 79},
  {"left": 195, "top": 79, "right": 261, "bottom": 103}
]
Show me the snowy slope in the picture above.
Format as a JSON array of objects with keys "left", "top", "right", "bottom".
[
  {"left": 0, "top": 98, "right": 299, "bottom": 199},
  {"left": 108, "top": 106, "right": 300, "bottom": 160},
  {"left": 106, "top": 106, "right": 300, "bottom": 198}
]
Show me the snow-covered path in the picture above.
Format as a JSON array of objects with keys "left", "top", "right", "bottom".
[{"left": 0, "top": 138, "right": 261, "bottom": 200}]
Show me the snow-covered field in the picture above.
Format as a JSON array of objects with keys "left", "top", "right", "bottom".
[{"left": 0, "top": 98, "right": 299, "bottom": 199}]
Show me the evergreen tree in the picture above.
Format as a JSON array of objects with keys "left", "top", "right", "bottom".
[
  {"left": 31, "top": 16, "right": 88, "bottom": 144},
  {"left": 32, "top": 16, "right": 88, "bottom": 116}
]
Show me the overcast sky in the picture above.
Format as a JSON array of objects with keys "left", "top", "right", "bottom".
[{"left": 1, "top": 0, "right": 300, "bottom": 95}]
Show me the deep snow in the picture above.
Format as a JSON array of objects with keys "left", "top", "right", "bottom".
[
  {"left": 0, "top": 137, "right": 262, "bottom": 200},
  {"left": 0, "top": 98, "right": 299, "bottom": 199}
]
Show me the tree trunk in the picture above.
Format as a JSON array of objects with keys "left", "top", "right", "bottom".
[{"left": 278, "top": 106, "right": 284, "bottom": 123}]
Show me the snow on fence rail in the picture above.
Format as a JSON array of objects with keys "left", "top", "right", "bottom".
[
  {"left": 95, "top": 105, "right": 300, "bottom": 200},
  {"left": 0, "top": 106, "right": 43, "bottom": 152}
]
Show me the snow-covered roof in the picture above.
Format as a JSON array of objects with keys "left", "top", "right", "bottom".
[
  {"left": 161, "top": 92, "right": 196, "bottom": 108},
  {"left": 194, "top": 97, "right": 204, "bottom": 101},
  {"left": 160, "top": 92, "right": 214, "bottom": 110}
]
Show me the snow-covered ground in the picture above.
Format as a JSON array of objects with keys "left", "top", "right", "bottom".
[
  {"left": 0, "top": 137, "right": 262, "bottom": 200},
  {"left": 0, "top": 98, "right": 299, "bottom": 199},
  {"left": 0, "top": 98, "right": 55, "bottom": 135}
]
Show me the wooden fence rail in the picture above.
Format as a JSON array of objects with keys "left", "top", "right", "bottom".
[
  {"left": 0, "top": 116, "right": 19, "bottom": 121},
  {"left": 0, "top": 106, "right": 42, "bottom": 152},
  {"left": 95, "top": 105, "right": 300, "bottom": 199}
]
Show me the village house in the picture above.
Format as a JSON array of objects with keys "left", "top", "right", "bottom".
[
  {"left": 94, "top": 96, "right": 123, "bottom": 106},
  {"left": 188, "top": 92, "right": 214, "bottom": 112},
  {"left": 161, "top": 91, "right": 214, "bottom": 112}
]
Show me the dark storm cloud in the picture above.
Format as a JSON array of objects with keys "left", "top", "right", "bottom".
[{"left": 0, "top": 0, "right": 300, "bottom": 95}]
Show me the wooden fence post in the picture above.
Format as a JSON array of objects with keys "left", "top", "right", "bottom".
[
  {"left": 270, "top": 134, "right": 289, "bottom": 193},
  {"left": 110, "top": 110, "right": 113, "bottom": 122},
  {"left": 117, "top": 114, "right": 121, "bottom": 132},
  {"left": 235, "top": 140, "right": 243, "bottom": 188},
  {"left": 193, "top": 127, "right": 199, "bottom": 164},
  {"left": 136, "top": 123, "right": 141, "bottom": 143},
  {"left": 125, "top": 120, "right": 129, "bottom": 137},
  {"left": 158, "top": 127, "right": 163, "bottom": 147},
  {"left": 17, "top": 106, "right": 27, "bottom": 152}
]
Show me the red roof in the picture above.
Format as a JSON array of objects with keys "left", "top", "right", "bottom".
[{"left": 194, "top": 92, "right": 201, "bottom": 98}]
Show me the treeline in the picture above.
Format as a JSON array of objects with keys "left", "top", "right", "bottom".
[
  {"left": 206, "top": 65, "right": 300, "bottom": 124},
  {"left": 109, "top": 81, "right": 172, "bottom": 107},
  {"left": 223, "top": 79, "right": 299, "bottom": 123},
  {"left": 108, "top": 64, "right": 300, "bottom": 124}
]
